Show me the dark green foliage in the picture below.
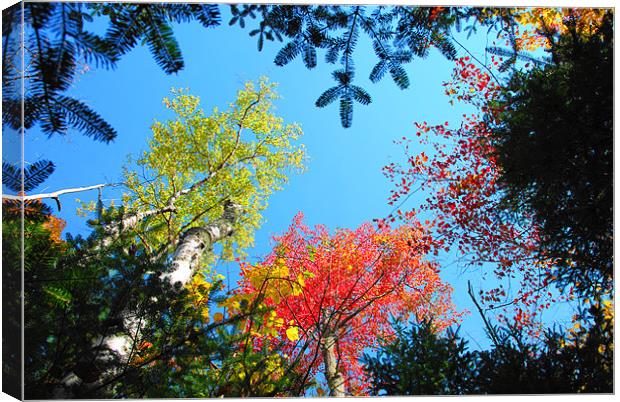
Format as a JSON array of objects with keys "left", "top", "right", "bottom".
[
  {"left": 22, "top": 160, "right": 55, "bottom": 192},
  {"left": 146, "top": 310, "right": 310, "bottom": 398},
  {"left": 2, "top": 3, "right": 113, "bottom": 140},
  {"left": 2, "top": 207, "right": 24, "bottom": 399},
  {"left": 3, "top": 159, "right": 54, "bottom": 193},
  {"left": 8, "top": 3, "right": 119, "bottom": 142},
  {"left": 92, "top": 3, "right": 220, "bottom": 74},
  {"left": 472, "top": 302, "right": 613, "bottom": 394},
  {"left": 489, "top": 11, "right": 613, "bottom": 295},
  {"left": 363, "top": 313, "right": 613, "bottom": 395},
  {"left": 21, "top": 227, "right": 309, "bottom": 398},
  {"left": 486, "top": 45, "right": 552, "bottom": 70},
  {"left": 362, "top": 321, "right": 475, "bottom": 395},
  {"left": 22, "top": 226, "right": 164, "bottom": 398},
  {"left": 315, "top": 70, "right": 369, "bottom": 128}
]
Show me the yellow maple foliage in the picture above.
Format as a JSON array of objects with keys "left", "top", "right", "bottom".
[{"left": 478, "top": 7, "right": 608, "bottom": 52}]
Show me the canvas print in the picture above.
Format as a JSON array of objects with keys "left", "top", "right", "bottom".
[{"left": 1, "top": 2, "right": 613, "bottom": 399}]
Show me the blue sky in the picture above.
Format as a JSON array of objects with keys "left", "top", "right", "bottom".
[{"left": 16, "top": 5, "right": 577, "bottom": 350}]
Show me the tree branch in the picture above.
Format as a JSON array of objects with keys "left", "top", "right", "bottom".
[{"left": 3, "top": 183, "right": 110, "bottom": 202}]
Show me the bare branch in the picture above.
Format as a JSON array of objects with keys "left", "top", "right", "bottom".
[{"left": 3, "top": 183, "right": 112, "bottom": 209}]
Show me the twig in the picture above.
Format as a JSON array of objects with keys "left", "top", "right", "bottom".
[{"left": 467, "top": 280, "right": 500, "bottom": 347}]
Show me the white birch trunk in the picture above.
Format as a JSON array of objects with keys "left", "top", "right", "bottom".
[{"left": 54, "top": 202, "right": 241, "bottom": 398}]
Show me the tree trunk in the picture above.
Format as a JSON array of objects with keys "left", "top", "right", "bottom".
[
  {"left": 101, "top": 205, "right": 176, "bottom": 248},
  {"left": 321, "top": 334, "right": 345, "bottom": 397},
  {"left": 54, "top": 202, "right": 241, "bottom": 398}
]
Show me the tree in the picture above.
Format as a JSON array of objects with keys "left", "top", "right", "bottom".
[
  {"left": 382, "top": 9, "right": 613, "bottom": 334},
  {"left": 119, "top": 78, "right": 306, "bottom": 277},
  {"left": 227, "top": 212, "right": 460, "bottom": 395},
  {"left": 16, "top": 79, "right": 306, "bottom": 398},
  {"left": 362, "top": 305, "right": 613, "bottom": 395},
  {"left": 383, "top": 54, "right": 564, "bottom": 334},
  {"left": 471, "top": 298, "right": 613, "bottom": 394},
  {"left": 489, "top": 11, "right": 613, "bottom": 295},
  {"left": 2, "top": 159, "right": 66, "bottom": 399},
  {"left": 362, "top": 320, "right": 475, "bottom": 395}
]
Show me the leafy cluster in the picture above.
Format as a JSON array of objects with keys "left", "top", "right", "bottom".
[
  {"left": 123, "top": 78, "right": 306, "bottom": 261},
  {"left": 3, "top": 3, "right": 117, "bottom": 142},
  {"left": 230, "top": 5, "right": 464, "bottom": 127},
  {"left": 362, "top": 321, "right": 474, "bottom": 395},
  {"left": 90, "top": 3, "right": 221, "bottom": 74}
]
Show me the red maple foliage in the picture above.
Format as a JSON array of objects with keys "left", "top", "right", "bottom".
[
  {"left": 233, "top": 212, "right": 460, "bottom": 394},
  {"left": 383, "top": 56, "right": 572, "bottom": 336}
]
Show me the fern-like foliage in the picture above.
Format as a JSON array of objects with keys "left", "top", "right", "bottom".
[
  {"left": 315, "top": 70, "right": 371, "bottom": 128},
  {"left": 2, "top": 159, "right": 55, "bottom": 193},
  {"left": 2, "top": 2, "right": 222, "bottom": 143},
  {"left": 2, "top": 3, "right": 118, "bottom": 142},
  {"left": 23, "top": 160, "right": 56, "bottom": 192},
  {"left": 2, "top": 161, "right": 21, "bottom": 193},
  {"left": 3, "top": 160, "right": 56, "bottom": 220},
  {"left": 231, "top": 5, "right": 470, "bottom": 128},
  {"left": 486, "top": 45, "right": 551, "bottom": 71},
  {"left": 97, "top": 3, "right": 221, "bottom": 74}
]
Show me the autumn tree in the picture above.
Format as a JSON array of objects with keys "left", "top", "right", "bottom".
[
  {"left": 383, "top": 54, "right": 561, "bottom": 334},
  {"left": 17, "top": 79, "right": 306, "bottom": 398},
  {"left": 383, "top": 7, "right": 613, "bottom": 344},
  {"left": 227, "top": 213, "right": 460, "bottom": 396}
]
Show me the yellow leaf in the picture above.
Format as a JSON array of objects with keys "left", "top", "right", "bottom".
[
  {"left": 213, "top": 312, "right": 224, "bottom": 322},
  {"left": 297, "top": 274, "right": 306, "bottom": 288},
  {"left": 286, "top": 326, "right": 300, "bottom": 341}
]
